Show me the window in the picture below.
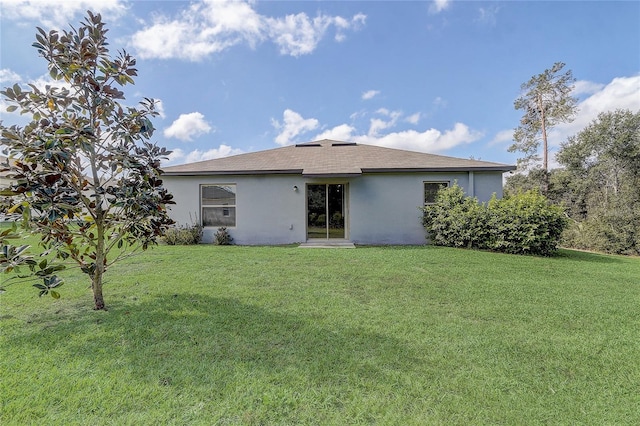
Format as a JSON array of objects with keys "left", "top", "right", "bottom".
[
  {"left": 424, "top": 181, "right": 449, "bottom": 205},
  {"left": 201, "top": 184, "right": 236, "bottom": 227}
]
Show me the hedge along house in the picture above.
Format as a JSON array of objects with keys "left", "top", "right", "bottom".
[{"left": 161, "top": 139, "right": 516, "bottom": 245}]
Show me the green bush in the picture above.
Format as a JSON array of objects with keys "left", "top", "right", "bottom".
[
  {"left": 214, "top": 227, "right": 233, "bottom": 245},
  {"left": 423, "top": 184, "right": 567, "bottom": 256},
  {"left": 163, "top": 223, "right": 203, "bottom": 245},
  {"left": 487, "top": 191, "right": 567, "bottom": 256},
  {"left": 422, "top": 184, "right": 490, "bottom": 249}
]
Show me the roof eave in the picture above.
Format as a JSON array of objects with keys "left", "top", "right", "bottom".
[
  {"left": 162, "top": 169, "right": 303, "bottom": 176},
  {"left": 162, "top": 165, "right": 517, "bottom": 176},
  {"left": 362, "top": 166, "right": 517, "bottom": 173},
  {"left": 302, "top": 172, "right": 363, "bottom": 178}
]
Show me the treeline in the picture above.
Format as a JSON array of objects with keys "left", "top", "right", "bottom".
[{"left": 506, "top": 109, "right": 640, "bottom": 255}]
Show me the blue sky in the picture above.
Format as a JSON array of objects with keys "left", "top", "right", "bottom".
[{"left": 1, "top": 0, "right": 638, "bottom": 167}]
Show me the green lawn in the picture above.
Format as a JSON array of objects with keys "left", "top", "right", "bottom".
[{"left": 1, "top": 244, "right": 639, "bottom": 425}]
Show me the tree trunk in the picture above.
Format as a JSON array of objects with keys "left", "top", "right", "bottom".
[
  {"left": 92, "top": 271, "right": 106, "bottom": 310},
  {"left": 538, "top": 93, "right": 550, "bottom": 194},
  {"left": 92, "top": 222, "right": 107, "bottom": 310}
]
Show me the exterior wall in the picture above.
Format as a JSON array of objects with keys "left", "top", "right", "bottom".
[
  {"left": 164, "top": 174, "right": 307, "bottom": 244},
  {"left": 471, "top": 171, "right": 504, "bottom": 201},
  {"left": 349, "top": 172, "right": 471, "bottom": 245},
  {"left": 162, "top": 170, "right": 506, "bottom": 245}
]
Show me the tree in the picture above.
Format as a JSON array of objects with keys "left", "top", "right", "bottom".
[
  {"left": 556, "top": 109, "right": 640, "bottom": 254},
  {"left": 0, "top": 11, "right": 174, "bottom": 309},
  {"left": 558, "top": 110, "right": 640, "bottom": 196},
  {"left": 509, "top": 62, "right": 578, "bottom": 189}
]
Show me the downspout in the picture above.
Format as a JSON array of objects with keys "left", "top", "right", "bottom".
[{"left": 468, "top": 171, "right": 475, "bottom": 197}]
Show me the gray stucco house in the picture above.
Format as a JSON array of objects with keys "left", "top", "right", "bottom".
[{"left": 162, "top": 139, "right": 515, "bottom": 245}]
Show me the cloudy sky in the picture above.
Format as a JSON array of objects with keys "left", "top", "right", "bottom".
[{"left": 1, "top": 0, "right": 638, "bottom": 167}]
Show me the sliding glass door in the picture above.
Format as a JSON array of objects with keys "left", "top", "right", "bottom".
[{"left": 307, "top": 184, "right": 346, "bottom": 239}]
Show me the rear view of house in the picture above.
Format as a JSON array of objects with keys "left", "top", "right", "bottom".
[{"left": 162, "top": 139, "right": 515, "bottom": 245}]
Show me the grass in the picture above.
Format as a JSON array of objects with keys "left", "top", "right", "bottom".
[{"left": 1, "top": 243, "right": 639, "bottom": 425}]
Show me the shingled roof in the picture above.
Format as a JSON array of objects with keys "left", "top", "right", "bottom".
[{"left": 162, "top": 139, "right": 515, "bottom": 177}]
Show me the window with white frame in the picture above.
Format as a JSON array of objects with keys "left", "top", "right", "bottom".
[
  {"left": 424, "top": 181, "right": 450, "bottom": 205},
  {"left": 201, "top": 184, "right": 236, "bottom": 227}
]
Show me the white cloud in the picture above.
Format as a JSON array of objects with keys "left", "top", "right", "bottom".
[
  {"left": 265, "top": 13, "right": 333, "bottom": 57},
  {"left": 130, "top": 1, "right": 258, "bottom": 61},
  {"left": 356, "top": 123, "right": 483, "bottom": 153},
  {"left": 406, "top": 112, "right": 422, "bottom": 125},
  {"left": 0, "top": 71, "right": 70, "bottom": 93},
  {"left": 314, "top": 121, "right": 482, "bottom": 154},
  {"left": 0, "top": 0, "right": 128, "bottom": 28},
  {"left": 153, "top": 99, "right": 166, "bottom": 119},
  {"left": 315, "top": 124, "right": 357, "bottom": 141},
  {"left": 334, "top": 13, "right": 366, "bottom": 42},
  {"left": 573, "top": 80, "right": 606, "bottom": 96},
  {"left": 164, "top": 112, "right": 213, "bottom": 141},
  {"left": 272, "top": 109, "right": 319, "bottom": 145},
  {"left": 163, "top": 144, "right": 244, "bottom": 166},
  {"left": 275, "top": 107, "right": 469, "bottom": 151},
  {"left": 0, "top": 69, "right": 21, "bottom": 84},
  {"left": 368, "top": 109, "right": 402, "bottom": 136},
  {"left": 488, "top": 129, "right": 513, "bottom": 147},
  {"left": 130, "top": 0, "right": 366, "bottom": 61},
  {"left": 29, "top": 74, "right": 72, "bottom": 92},
  {"left": 429, "top": 0, "right": 451, "bottom": 14},
  {"left": 0, "top": 69, "right": 22, "bottom": 113},
  {"left": 163, "top": 148, "right": 186, "bottom": 165},
  {"left": 184, "top": 145, "right": 244, "bottom": 163},
  {"left": 550, "top": 74, "right": 640, "bottom": 146},
  {"left": 362, "top": 90, "right": 380, "bottom": 100}
]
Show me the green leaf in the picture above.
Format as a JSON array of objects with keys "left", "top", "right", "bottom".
[
  {"left": 6, "top": 105, "right": 18, "bottom": 113},
  {"left": 50, "top": 290, "right": 60, "bottom": 299}
]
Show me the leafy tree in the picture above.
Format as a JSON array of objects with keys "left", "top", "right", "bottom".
[
  {"left": 504, "top": 168, "right": 548, "bottom": 196},
  {"left": 509, "top": 62, "right": 578, "bottom": 189},
  {"left": 0, "top": 11, "right": 174, "bottom": 309},
  {"left": 558, "top": 110, "right": 640, "bottom": 196},
  {"left": 556, "top": 109, "right": 640, "bottom": 254}
]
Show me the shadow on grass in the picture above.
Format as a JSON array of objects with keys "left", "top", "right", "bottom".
[
  {"left": 8, "top": 293, "right": 423, "bottom": 398},
  {"left": 556, "top": 248, "right": 629, "bottom": 263}
]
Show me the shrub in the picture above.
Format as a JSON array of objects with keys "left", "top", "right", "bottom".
[
  {"left": 422, "top": 184, "right": 489, "bottom": 249},
  {"left": 214, "top": 227, "right": 233, "bottom": 245},
  {"left": 423, "top": 184, "right": 567, "bottom": 256},
  {"left": 487, "top": 191, "right": 567, "bottom": 256},
  {"left": 163, "top": 223, "right": 202, "bottom": 245},
  {"left": 562, "top": 208, "right": 640, "bottom": 255}
]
